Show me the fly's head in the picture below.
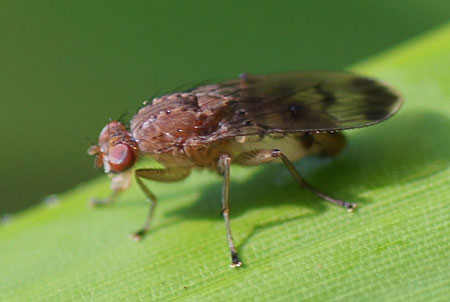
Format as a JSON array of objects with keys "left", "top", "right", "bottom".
[{"left": 88, "top": 121, "right": 139, "bottom": 174}]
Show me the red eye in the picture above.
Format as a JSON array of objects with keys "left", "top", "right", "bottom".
[{"left": 108, "top": 143, "right": 136, "bottom": 172}]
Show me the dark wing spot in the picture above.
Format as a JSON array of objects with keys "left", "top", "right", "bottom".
[
  {"left": 364, "top": 87, "right": 398, "bottom": 106},
  {"left": 288, "top": 104, "right": 310, "bottom": 119},
  {"left": 353, "top": 77, "right": 398, "bottom": 106},
  {"left": 352, "top": 77, "right": 400, "bottom": 117},
  {"left": 315, "top": 84, "right": 336, "bottom": 104},
  {"left": 289, "top": 104, "right": 302, "bottom": 117}
]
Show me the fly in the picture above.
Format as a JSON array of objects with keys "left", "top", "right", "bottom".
[{"left": 88, "top": 72, "right": 403, "bottom": 267}]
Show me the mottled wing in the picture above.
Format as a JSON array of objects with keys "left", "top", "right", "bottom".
[{"left": 191, "top": 72, "right": 402, "bottom": 139}]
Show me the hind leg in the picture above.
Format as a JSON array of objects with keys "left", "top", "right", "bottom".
[{"left": 235, "top": 148, "right": 356, "bottom": 211}]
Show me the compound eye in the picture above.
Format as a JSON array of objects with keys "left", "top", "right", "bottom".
[{"left": 108, "top": 143, "right": 135, "bottom": 172}]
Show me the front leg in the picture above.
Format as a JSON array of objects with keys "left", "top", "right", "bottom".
[
  {"left": 132, "top": 167, "right": 191, "bottom": 240},
  {"left": 90, "top": 171, "right": 132, "bottom": 206}
]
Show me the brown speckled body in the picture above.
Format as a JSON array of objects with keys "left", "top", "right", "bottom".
[
  {"left": 130, "top": 92, "right": 231, "bottom": 168},
  {"left": 130, "top": 91, "right": 346, "bottom": 170}
]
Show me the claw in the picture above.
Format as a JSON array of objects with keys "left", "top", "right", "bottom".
[
  {"left": 345, "top": 202, "right": 357, "bottom": 212},
  {"left": 230, "top": 252, "right": 243, "bottom": 268},
  {"left": 230, "top": 261, "right": 243, "bottom": 268},
  {"left": 130, "top": 229, "right": 147, "bottom": 241}
]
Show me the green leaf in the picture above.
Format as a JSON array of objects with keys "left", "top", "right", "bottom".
[{"left": 1, "top": 23, "right": 449, "bottom": 302}]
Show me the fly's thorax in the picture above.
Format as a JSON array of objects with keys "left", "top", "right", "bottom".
[{"left": 130, "top": 93, "right": 229, "bottom": 155}]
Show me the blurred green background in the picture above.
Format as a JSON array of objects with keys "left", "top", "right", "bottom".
[{"left": 1, "top": 0, "right": 449, "bottom": 214}]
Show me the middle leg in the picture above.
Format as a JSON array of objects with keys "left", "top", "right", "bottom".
[{"left": 217, "top": 153, "right": 242, "bottom": 268}]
